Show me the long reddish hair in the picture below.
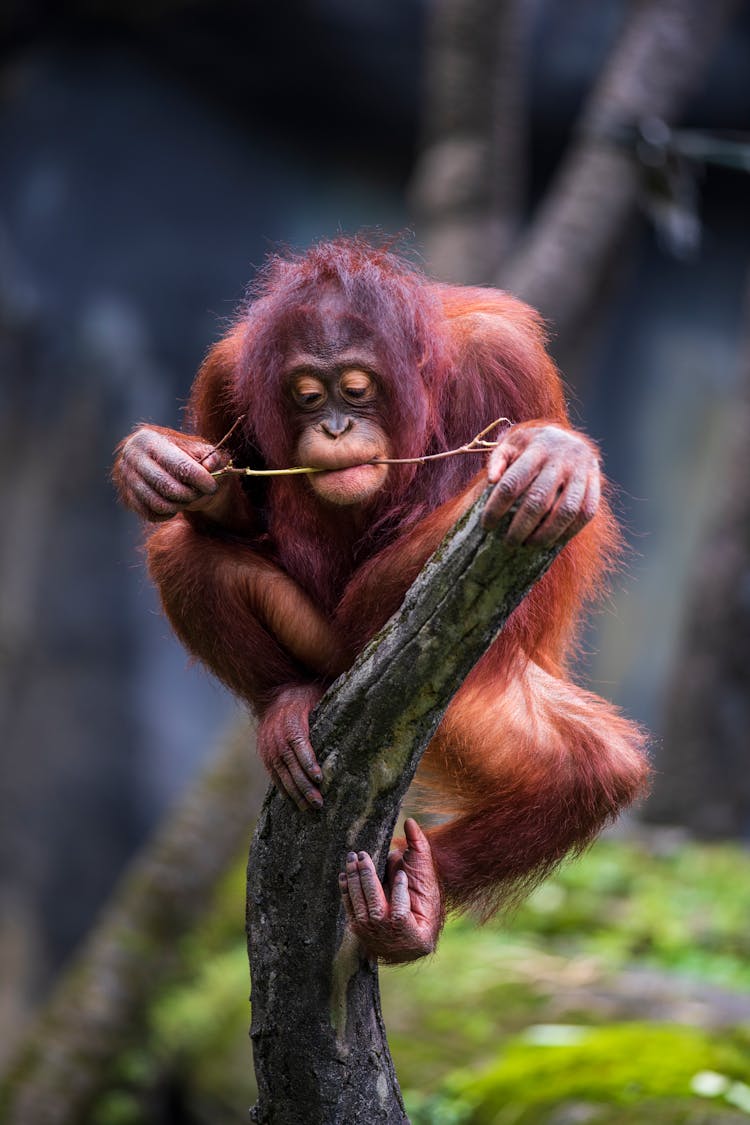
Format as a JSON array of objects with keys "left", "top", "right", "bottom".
[
  {"left": 188, "top": 238, "right": 619, "bottom": 650},
  {"left": 142, "top": 237, "right": 648, "bottom": 918}
]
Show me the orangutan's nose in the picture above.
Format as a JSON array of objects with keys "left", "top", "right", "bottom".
[{"left": 321, "top": 417, "right": 353, "bottom": 439}]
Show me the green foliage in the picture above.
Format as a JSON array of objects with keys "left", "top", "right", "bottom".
[
  {"left": 506, "top": 838, "right": 750, "bottom": 987},
  {"left": 415, "top": 1023, "right": 750, "bottom": 1124},
  {"left": 150, "top": 948, "right": 252, "bottom": 1090},
  {"left": 89, "top": 838, "right": 750, "bottom": 1124},
  {"left": 93, "top": 1089, "right": 144, "bottom": 1125},
  {"left": 384, "top": 838, "right": 750, "bottom": 1120},
  {"left": 92, "top": 859, "right": 253, "bottom": 1125}
]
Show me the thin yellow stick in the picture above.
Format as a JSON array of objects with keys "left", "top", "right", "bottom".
[{"left": 211, "top": 417, "right": 512, "bottom": 479}]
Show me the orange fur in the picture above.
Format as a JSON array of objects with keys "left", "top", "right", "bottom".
[{"left": 131, "top": 239, "right": 649, "bottom": 916}]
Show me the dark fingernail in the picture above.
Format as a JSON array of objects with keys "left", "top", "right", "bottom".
[
  {"left": 347, "top": 852, "right": 357, "bottom": 863},
  {"left": 358, "top": 852, "right": 367, "bottom": 862}
]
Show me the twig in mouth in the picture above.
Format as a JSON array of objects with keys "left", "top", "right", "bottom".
[{"left": 209, "top": 417, "right": 512, "bottom": 479}]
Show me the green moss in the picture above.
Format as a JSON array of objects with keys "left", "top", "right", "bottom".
[
  {"left": 381, "top": 837, "right": 750, "bottom": 1104},
  {"left": 407, "top": 1096, "right": 750, "bottom": 1125},
  {"left": 433, "top": 1024, "right": 750, "bottom": 1124},
  {"left": 93, "top": 1089, "right": 143, "bottom": 1125},
  {"left": 382, "top": 930, "right": 545, "bottom": 1090},
  {"left": 504, "top": 839, "right": 750, "bottom": 988}
]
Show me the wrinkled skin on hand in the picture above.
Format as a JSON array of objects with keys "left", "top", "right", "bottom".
[
  {"left": 113, "top": 426, "right": 230, "bottom": 522},
  {"left": 257, "top": 685, "right": 326, "bottom": 811},
  {"left": 339, "top": 818, "right": 444, "bottom": 964},
  {"left": 483, "top": 422, "right": 601, "bottom": 545}
]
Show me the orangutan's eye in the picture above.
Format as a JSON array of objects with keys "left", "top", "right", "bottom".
[
  {"left": 292, "top": 376, "right": 327, "bottom": 409},
  {"left": 340, "top": 370, "right": 375, "bottom": 403}
]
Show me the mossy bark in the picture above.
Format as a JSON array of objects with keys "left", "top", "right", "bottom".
[{"left": 247, "top": 488, "right": 560, "bottom": 1124}]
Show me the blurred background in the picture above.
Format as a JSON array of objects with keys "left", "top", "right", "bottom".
[{"left": 1, "top": 1, "right": 749, "bottom": 1122}]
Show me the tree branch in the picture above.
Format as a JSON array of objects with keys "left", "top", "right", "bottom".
[
  {"left": 2, "top": 488, "right": 559, "bottom": 1125},
  {"left": 501, "top": 0, "right": 739, "bottom": 341},
  {"left": 247, "top": 487, "right": 560, "bottom": 1124}
]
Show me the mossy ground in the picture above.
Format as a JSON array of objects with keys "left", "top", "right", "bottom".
[{"left": 92, "top": 837, "right": 750, "bottom": 1124}]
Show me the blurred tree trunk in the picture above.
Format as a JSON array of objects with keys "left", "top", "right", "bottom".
[
  {"left": 502, "top": 0, "right": 739, "bottom": 344},
  {"left": 0, "top": 721, "right": 265, "bottom": 1125},
  {"left": 409, "top": 0, "right": 526, "bottom": 283},
  {"left": 644, "top": 282, "right": 750, "bottom": 837},
  {"left": 0, "top": 230, "right": 141, "bottom": 1043}
]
